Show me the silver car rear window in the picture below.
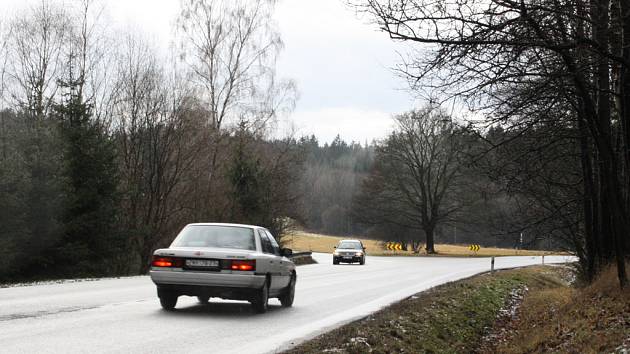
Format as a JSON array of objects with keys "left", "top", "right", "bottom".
[{"left": 172, "top": 225, "right": 256, "bottom": 250}]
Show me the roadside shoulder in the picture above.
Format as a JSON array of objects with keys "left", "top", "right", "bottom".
[{"left": 284, "top": 266, "right": 571, "bottom": 354}]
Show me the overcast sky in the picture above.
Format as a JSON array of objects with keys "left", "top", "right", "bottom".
[
  {"left": 5, "top": 0, "right": 416, "bottom": 144},
  {"left": 273, "top": 1, "right": 414, "bottom": 144}
]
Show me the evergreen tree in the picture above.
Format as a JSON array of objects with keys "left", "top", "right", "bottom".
[
  {"left": 53, "top": 82, "right": 122, "bottom": 277},
  {"left": 229, "top": 128, "right": 264, "bottom": 224},
  {"left": 0, "top": 109, "right": 66, "bottom": 281}
]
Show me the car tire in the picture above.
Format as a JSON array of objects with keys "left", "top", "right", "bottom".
[
  {"left": 251, "top": 279, "right": 269, "bottom": 314},
  {"left": 197, "top": 295, "right": 210, "bottom": 304},
  {"left": 159, "top": 295, "right": 178, "bottom": 311},
  {"left": 333, "top": 258, "right": 339, "bottom": 265},
  {"left": 280, "top": 273, "right": 296, "bottom": 307},
  {"left": 360, "top": 257, "right": 365, "bottom": 265}
]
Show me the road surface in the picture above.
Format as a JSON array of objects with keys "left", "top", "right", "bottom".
[{"left": 0, "top": 253, "right": 573, "bottom": 353}]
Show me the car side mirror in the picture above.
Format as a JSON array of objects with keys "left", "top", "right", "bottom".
[
  {"left": 281, "top": 248, "right": 293, "bottom": 257},
  {"left": 334, "top": 246, "right": 337, "bottom": 249}
]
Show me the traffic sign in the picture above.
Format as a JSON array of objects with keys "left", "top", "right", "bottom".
[
  {"left": 468, "top": 244, "right": 480, "bottom": 252},
  {"left": 386, "top": 242, "right": 403, "bottom": 251}
]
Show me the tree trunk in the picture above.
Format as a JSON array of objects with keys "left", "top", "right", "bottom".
[
  {"left": 578, "top": 107, "right": 598, "bottom": 281},
  {"left": 618, "top": 0, "right": 630, "bottom": 254},
  {"left": 412, "top": 240, "right": 422, "bottom": 253},
  {"left": 576, "top": 0, "right": 599, "bottom": 281},
  {"left": 425, "top": 227, "right": 436, "bottom": 254},
  {"left": 590, "top": 0, "right": 628, "bottom": 288},
  {"left": 140, "top": 242, "right": 154, "bottom": 274}
]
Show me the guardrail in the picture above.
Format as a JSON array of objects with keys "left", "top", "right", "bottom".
[
  {"left": 289, "top": 251, "right": 315, "bottom": 265},
  {"left": 290, "top": 251, "right": 313, "bottom": 258}
]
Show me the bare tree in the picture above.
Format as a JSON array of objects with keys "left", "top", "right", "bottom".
[
  {"left": 111, "top": 34, "right": 205, "bottom": 272},
  {"left": 177, "top": 0, "right": 289, "bottom": 130},
  {"left": 65, "top": 0, "right": 114, "bottom": 123},
  {"left": 357, "top": 106, "right": 467, "bottom": 253},
  {"left": 0, "top": 18, "right": 11, "bottom": 159},
  {"left": 177, "top": 0, "right": 296, "bottom": 220},
  {"left": 5, "top": 1, "right": 68, "bottom": 119}
]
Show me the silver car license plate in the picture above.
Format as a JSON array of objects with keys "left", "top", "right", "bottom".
[{"left": 186, "top": 259, "right": 219, "bottom": 268}]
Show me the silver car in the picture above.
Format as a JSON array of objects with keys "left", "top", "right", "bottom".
[{"left": 149, "top": 223, "right": 296, "bottom": 313}]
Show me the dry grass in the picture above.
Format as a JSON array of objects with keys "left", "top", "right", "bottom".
[
  {"left": 283, "top": 231, "right": 383, "bottom": 254},
  {"left": 489, "top": 263, "right": 630, "bottom": 354},
  {"left": 284, "top": 230, "right": 550, "bottom": 257}
]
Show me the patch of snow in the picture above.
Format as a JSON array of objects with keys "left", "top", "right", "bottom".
[{"left": 0, "top": 275, "right": 146, "bottom": 289}]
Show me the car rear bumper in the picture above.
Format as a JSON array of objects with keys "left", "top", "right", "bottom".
[
  {"left": 150, "top": 269, "right": 266, "bottom": 288},
  {"left": 156, "top": 283, "right": 261, "bottom": 301}
]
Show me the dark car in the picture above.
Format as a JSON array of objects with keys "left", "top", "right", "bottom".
[{"left": 333, "top": 239, "right": 366, "bottom": 265}]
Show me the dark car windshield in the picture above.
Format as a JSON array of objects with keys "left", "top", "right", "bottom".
[
  {"left": 171, "top": 225, "right": 256, "bottom": 250},
  {"left": 338, "top": 242, "right": 362, "bottom": 249}
]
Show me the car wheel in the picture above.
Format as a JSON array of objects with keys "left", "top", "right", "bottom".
[
  {"left": 197, "top": 295, "right": 210, "bottom": 304},
  {"left": 360, "top": 257, "right": 365, "bottom": 265},
  {"left": 159, "top": 295, "right": 178, "bottom": 311},
  {"left": 280, "top": 273, "right": 296, "bottom": 307},
  {"left": 251, "top": 278, "right": 269, "bottom": 314},
  {"left": 333, "top": 258, "right": 339, "bottom": 265}
]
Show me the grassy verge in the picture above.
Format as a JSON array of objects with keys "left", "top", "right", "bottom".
[
  {"left": 484, "top": 263, "right": 630, "bottom": 353},
  {"left": 286, "top": 263, "right": 629, "bottom": 354},
  {"left": 285, "top": 267, "right": 567, "bottom": 354},
  {"left": 284, "top": 230, "right": 550, "bottom": 257}
]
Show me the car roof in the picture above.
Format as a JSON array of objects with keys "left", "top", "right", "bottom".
[
  {"left": 339, "top": 239, "right": 363, "bottom": 243},
  {"left": 186, "top": 223, "right": 262, "bottom": 229}
]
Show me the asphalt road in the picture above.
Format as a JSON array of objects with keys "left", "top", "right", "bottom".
[{"left": 0, "top": 253, "right": 573, "bottom": 354}]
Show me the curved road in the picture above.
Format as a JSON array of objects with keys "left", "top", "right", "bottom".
[{"left": 0, "top": 253, "right": 573, "bottom": 353}]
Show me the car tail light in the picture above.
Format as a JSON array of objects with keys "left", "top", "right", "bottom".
[
  {"left": 230, "top": 260, "right": 256, "bottom": 271},
  {"left": 151, "top": 256, "right": 183, "bottom": 268}
]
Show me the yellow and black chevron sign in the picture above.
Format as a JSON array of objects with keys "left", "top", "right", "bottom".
[
  {"left": 386, "top": 242, "right": 403, "bottom": 251},
  {"left": 468, "top": 244, "right": 481, "bottom": 252}
]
